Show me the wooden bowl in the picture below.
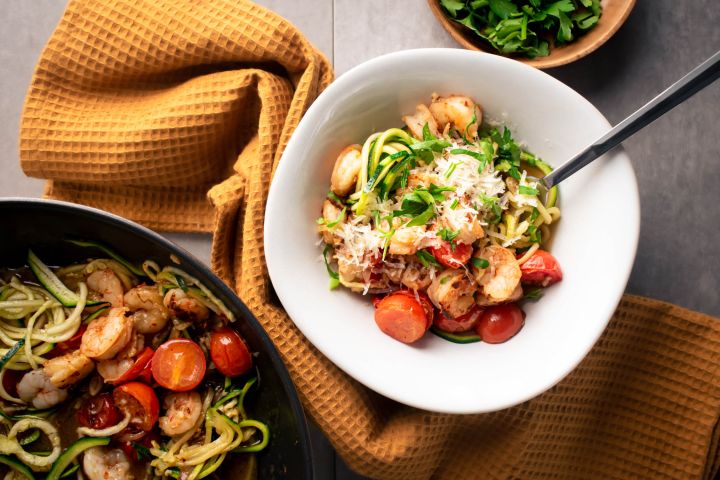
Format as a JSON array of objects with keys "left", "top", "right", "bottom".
[{"left": 428, "top": 0, "right": 636, "bottom": 69}]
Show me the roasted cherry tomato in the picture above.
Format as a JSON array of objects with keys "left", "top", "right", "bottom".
[
  {"left": 433, "top": 306, "right": 483, "bottom": 333},
  {"left": 77, "top": 393, "right": 122, "bottom": 430},
  {"left": 151, "top": 339, "right": 206, "bottom": 392},
  {"left": 475, "top": 303, "right": 525, "bottom": 344},
  {"left": 519, "top": 250, "right": 563, "bottom": 287},
  {"left": 429, "top": 242, "right": 473, "bottom": 269},
  {"left": 210, "top": 328, "right": 253, "bottom": 378},
  {"left": 50, "top": 325, "right": 87, "bottom": 357},
  {"left": 374, "top": 292, "right": 430, "bottom": 344},
  {"left": 113, "top": 382, "right": 159, "bottom": 432},
  {"left": 109, "top": 347, "right": 154, "bottom": 385},
  {"left": 393, "top": 290, "right": 435, "bottom": 328}
]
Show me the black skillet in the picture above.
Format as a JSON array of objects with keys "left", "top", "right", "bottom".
[{"left": 0, "top": 198, "right": 313, "bottom": 480}]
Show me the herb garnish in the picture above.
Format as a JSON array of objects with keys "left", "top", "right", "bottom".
[
  {"left": 438, "top": 228, "right": 461, "bottom": 243},
  {"left": 450, "top": 148, "right": 488, "bottom": 172},
  {"left": 439, "top": 0, "right": 602, "bottom": 59},
  {"left": 417, "top": 250, "right": 442, "bottom": 268},
  {"left": 394, "top": 184, "right": 456, "bottom": 227},
  {"left": 519, "top": 185, "right": 539, "bottom": 196},
  {"left": 524, "top": 288, "right": 543, "bottom": 301},
  {"left": 316, "top": 207, "right": 346, "bottom": 228},
  {"left": 322, "top": 244, "right": 340, "bottom": 290},
  {"left": 471, "top": 257, "right": 490, "bottom": 269}
]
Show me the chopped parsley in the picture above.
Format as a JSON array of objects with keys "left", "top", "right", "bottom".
[
  {"left": 132, "top": 442, "right": 152, "bottom": 461},
  {"left": 444, "top": 161, "right": 461, "bottom": 178},
  {"left": 322, "top": 244, "right": 340, "bottom": 290},
  {"left": 316, "top": 207, "right": 346, "bottom": 228},
  {"left": 519, "top": 185, "right": 539, "bottom": 196},
  {"left": 527, "top": 225, "right": 542, "bottom": 243},
  {"left": 530, "top": 207, "right": 539, "bottom": 223},
  {"left": 438, "top": 0, "right": 602, "bottom": 59},
  {"left": 471, "top": 257, "right": 490, "bottom": 269},
  {"left": 450, "top": 198, "right": 459, "bottom": 210},
  {"left": 437, "top": 228, "right": 460, "bottom": 243},
  {"left": 327, "top": 190, "right": 344, "bottom": 205},
  {"left": 417, "top": 250, "right": 441, "bottom": 268},
  {"left": 479, "top": 193, "right": 503, "bottom": 224},
  {"left": 422, "top": 122, "right": 436, "bottom": 141},
  {"left": 524, "top": 288, "right": 544, "bottom": 301},
  {"left": 449, "top": 148, "right": 488, "bottom": 172},
  {"left": 394, "top": 184, "right": 456, "bottom": 227}
]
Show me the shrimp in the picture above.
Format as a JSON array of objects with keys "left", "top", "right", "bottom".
[
  {"left": 472, "top": 245, "right": 522, "bottom": 303},
  {"left": 43, "top": 350, "right": 94, "bottom": 389},
  {"left": 318, "top": 199, "right": 345, "bottom": 246},
  {"left": 96, "top": 333, "right": 144, "bottom": 382},
  {"left": 330, "top": 144, "right": 362, "bottom": 197},
  {"left": 427, "top": 269, "right": 477, "bottom": 318},
  {"left": 429, "top": 94, "right": 482, "bottom": 139},
  {"left": 399, "top": 171, "right": 442, "bottom": 195},
  {"left": 82, "top": 446, "right": 133, "bottom": 480},
  {"left": 400, "top": 261, "right": 433, "bottom": 291},
  {"left": 437, "top": 209, "right": 484, "bottom": 245},
  {"left": 159, "top": 391, "right": 202, "bottom": 437},
  {"left": 17, "top": 369, "right": 68, "bottom": 409},
  {"left": 124, "top": 285, "right": 169, "bottom": 334},
  {"left": 476, "top": 284, "right": 523, "bottom": 306},
  {"left": 80, "top": 307, "right": 134, "bottom": 360},
  {"left": 402, "top": 104, "right": 439, "bottom": 140},
  {"left": 388, "top": 225, "right": 426, "bottom": 256},
  {"left": 164, "top": 288, "right": 209, "bottom": 322},
  {"left": 86, "top": 269, "right": 124, "bottom": 307}
]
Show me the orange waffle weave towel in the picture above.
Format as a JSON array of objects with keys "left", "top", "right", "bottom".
[{"left": 19, "top": 1, "right": 720, "bottom": 479}]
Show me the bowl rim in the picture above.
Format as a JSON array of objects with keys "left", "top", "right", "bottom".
[
  {"left": 427, "top": 0, "right": 637, "bottom": 69},
  {"left": 266, "top": 47, "right": 640, "bottom": 413},
  {"left": 0, "top": 197, "right": 314, "bottom": 478}
]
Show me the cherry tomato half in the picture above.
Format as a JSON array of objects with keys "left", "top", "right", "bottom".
[
  {"left": 519, "top": 250, "right": 563, "bottom": 287},
  {"left": 112, "top": 382, "right": 159, "bottom": 432},
  {"left": 50, "top": 325, "right": 87, "bottom": 358},
  {"left": 393, "top": 290, "right": 435, "bottom": 329},
  {"left": 109, "top": 347, "right": 154, "bottom": 385},
  {"left": 475, "top": 303, "right": 525, "bottom": 344},
  {"left": 429, "top": 242, "right": 473, "bottom": 269},
  {"left": 210, "top": 328, "right": 253, "bottom": 378},
  {"left": 374, "top": 292, "right": 430, "bottom": 344},
  {"left": 151, "top": 339, "right": 206, "bottom": 392},
  {"left": 77, "top": 393, "right": 121, "bottom": 430},
  {"left": 433, "top": 306, "right": 483, "bottom": 333}
]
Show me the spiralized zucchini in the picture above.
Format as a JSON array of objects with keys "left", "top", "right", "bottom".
[
  {"left": 0, "top": 247, "right": 266, "bottom": 478},
  {"left": 150, "top": 378, "right": 269, "bottom": 480}
]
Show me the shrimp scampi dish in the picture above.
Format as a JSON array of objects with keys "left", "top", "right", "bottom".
[
  {"left": 318, "top": 94, "right": 564, "bottom": 344},
  {"left": 0, "top": 242, "right": 268, "bottom": 479}
]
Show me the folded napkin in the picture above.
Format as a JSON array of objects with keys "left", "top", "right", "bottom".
[{"left": 19, "top": 1, "right": 720, "bottom": 479}]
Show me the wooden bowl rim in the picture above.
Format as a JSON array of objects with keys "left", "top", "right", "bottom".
[{"left": 427, "top": 0, "right": 637, "bottom": 69}]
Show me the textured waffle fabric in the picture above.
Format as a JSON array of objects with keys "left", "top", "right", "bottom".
[{"left": 19, "top": 1, "right": 720, "bottom": 479}]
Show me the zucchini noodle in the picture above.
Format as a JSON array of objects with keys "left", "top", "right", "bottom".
[
  {"left": 319, "top": 93, "right": 564, "bottom": 319},
  {"left": 0, "top": 418, "right": 61, "bottom": 470},
  {"left": 77, "top": 415, "right": 130, "bottom": 437},
  {"left": 150, "top": 379, "right": 268, "bottom": 480},
  {"left": 0, "top": 248, "right": 267, "bottom": 477}
]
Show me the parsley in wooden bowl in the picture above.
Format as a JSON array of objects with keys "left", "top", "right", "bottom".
[{"left": 428, "top": 0, "right": 636, "bottom": 68}]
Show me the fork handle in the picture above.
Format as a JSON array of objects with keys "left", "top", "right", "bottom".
[{"left": 542, "top": 49, "right": 720, "bottom": 189}]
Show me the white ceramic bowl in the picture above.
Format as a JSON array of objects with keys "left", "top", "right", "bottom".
[{"left": 265, "top": 49, "right": 639, "bottom": 414}]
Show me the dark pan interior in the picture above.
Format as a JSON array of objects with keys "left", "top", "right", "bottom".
[{"left": 0, "top": 198, "right": 313, "bottom": 480}]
